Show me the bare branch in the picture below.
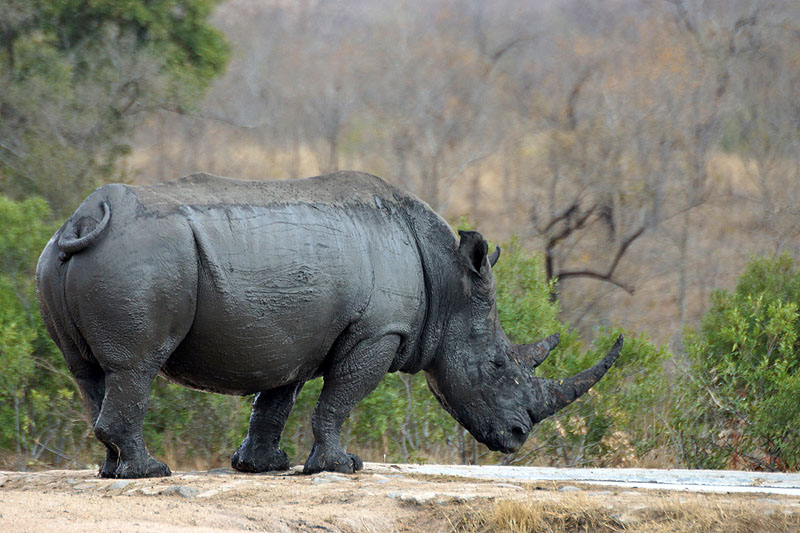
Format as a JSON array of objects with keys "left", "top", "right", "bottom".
[
  {"left": 552, "top": 224, "right": 647, "bottom": 297},
  {"left": 556, "top": 270, "right": 635, "bottom": 294},
  {"left": 489, "top": 34, "right": 539, "bottom": 65},
  {"left": 544, "top": 203, "right": 598, "bottom": 245},
  {"left": 606, "top": 224, "right": 647, "bottom": 278},
  {"left": 565, "top": 67, "right": 594, "bottom": 130}
]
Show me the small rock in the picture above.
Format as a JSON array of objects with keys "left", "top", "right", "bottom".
[
  {"left": 387, "top": 491, "right": 479, "bottom": 505},
  {"left": 312, "top": 473, "right": 350, "bottom": 484},
  {"left": 164, "top": 485, "right": 199, "bottom": 498},
  {"left": 558, "top": 485, "right": 581, "bottom": 492},
  {"left": 107, "top": 480, "right": 133, "bottom": 491},
  {"left": 612, "top": 512, "right": 640, "bottom": 526},
  {"left": 387, "top": 491, "right": 435, "bottom": 504},
  {"left": 494, "top": 483, "right": 523, "bottom": 490},
  {"left": 207, "top": 468, "right": 236, "bottom": 475}
]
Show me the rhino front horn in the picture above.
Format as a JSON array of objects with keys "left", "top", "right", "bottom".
[
  {"left": 514, "top": 332, "right": 560, "bottom": 369},
  {"left": 531, "top": 334, "right": 623, "bottom": 422}
]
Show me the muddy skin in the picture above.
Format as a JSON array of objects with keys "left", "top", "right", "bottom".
[{"left": 36, "top": 171, "right": 622, "bottom": 478}]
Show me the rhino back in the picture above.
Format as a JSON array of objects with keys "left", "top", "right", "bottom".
[
  {"left": 147, "top": 174, "right": 427, "bottom": 394},
  {"left": 131, "top": 171, "right": 411, "bottom": 215}
]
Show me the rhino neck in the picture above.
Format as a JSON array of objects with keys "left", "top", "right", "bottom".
[{"left": 395, "top": 198, "right": 460, "bottom": 375}]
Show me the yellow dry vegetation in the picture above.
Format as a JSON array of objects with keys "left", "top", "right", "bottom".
[{"left": 450, "top": 492, "right": 800, "bottom": 533}]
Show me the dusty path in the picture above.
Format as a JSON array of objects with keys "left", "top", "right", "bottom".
[{"left": 2, "top": 464, "right": 800, "bottom": 532}]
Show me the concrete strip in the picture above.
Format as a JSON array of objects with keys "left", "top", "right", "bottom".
[{"left": 371, "top": 463, "right": 800, "bottom": 496}]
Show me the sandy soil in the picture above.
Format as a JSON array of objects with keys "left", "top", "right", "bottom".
[{"left": 2, "top": 464, "right": 800, "bottom": 532}]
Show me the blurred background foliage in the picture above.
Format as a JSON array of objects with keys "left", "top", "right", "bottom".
[
  {"left": 1, "top": 0, "right": 800, "bottom": 471},
  {"left": 0, "top": 0, "right": 228, "bottom": 213}
]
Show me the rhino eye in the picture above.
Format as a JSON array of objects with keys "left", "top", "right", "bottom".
[{"left": 492, "top": 358, "right": 505, "bottom": 369}]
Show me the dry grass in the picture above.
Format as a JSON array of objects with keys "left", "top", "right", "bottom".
[
  {"left": 448, "top": 495, "right": 623, "bottom": 532},
  {"left": 447, "top": 492, "right": 800, "bottom": 533}
]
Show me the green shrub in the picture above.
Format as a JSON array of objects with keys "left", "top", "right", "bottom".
[
  {"left": 0, "top": 195, "right": 90, "bottom": 468},
  {"left": 144, "top": 379, "right": 250, "bottom": 468},
  {"left": 674, "top": 254, "right": 800, "bottom": 470}
]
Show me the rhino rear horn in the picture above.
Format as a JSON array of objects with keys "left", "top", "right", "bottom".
[
  {"left": 531, "top": 334, "right": 623, "bottom": 422},
  {"left": 488, "top": 246, "right": 501, "bottom": 267},
  {"left": 515, "top": 332, "right": 560, "bottom": 369}
]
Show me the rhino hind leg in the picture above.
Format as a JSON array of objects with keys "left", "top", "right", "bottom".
[
  {"left": 303, "top": 333, "right": 401, "bottom": 475},
  {"left": 232, "top": 382, "right": 305, "bottom": 473},
  {"left": 67, "top": 356, "right": 115, "bottom": 469},
  {"left": 86, "top": 330, "right": 186, "bottom": 479},
  {"left": 92, "top": 365, "right": 172, "bottom": 479},
  {"left": 55, "top": 337, "right": 120, "bottom": 470},
  {"left": 41, "top": 307, "right": 121, "bottom": 473}
]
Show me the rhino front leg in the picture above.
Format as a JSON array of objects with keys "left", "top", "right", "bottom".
[
  {"left": 232, "top": 382, "right": 304, "bottom": 473},
  {"left": 304, "top": 334, "right": 401, "bottom": 474}
]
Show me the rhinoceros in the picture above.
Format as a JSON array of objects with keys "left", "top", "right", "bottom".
[{"left": 36, "top": 171, "right": 621, "bottom": 478}]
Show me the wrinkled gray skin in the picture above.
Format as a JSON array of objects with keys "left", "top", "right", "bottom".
[{"left": 36, "top": 171, "right": 622, "bottom": 478}]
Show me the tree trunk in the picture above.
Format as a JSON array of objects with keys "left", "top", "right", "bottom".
[{"left": 677, "top": 210, "right": 690, "bottom": 326}]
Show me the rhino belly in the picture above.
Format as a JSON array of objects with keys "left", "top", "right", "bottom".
[
  {"left": 162, "top": 307, "right": 343, "bottom": 395},
  {"left": 160, "top": 203, "right": 373, "bottom": 394}
]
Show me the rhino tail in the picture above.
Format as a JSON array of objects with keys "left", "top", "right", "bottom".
[{"left": 57, "top": 201, "right": 111, "bottom": 261}]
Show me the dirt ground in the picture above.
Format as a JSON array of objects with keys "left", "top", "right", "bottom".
[{"left": 2, "top": 463, "right": 800, "bottom": 532}]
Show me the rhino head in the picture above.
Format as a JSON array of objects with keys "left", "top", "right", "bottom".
[{"left": 424, "top": 230, "right": 622, "bottom": 453}]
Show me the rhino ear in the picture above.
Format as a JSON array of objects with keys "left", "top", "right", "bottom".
[{"left": 458, "top": 230, "right": 489, "bottom": 274}]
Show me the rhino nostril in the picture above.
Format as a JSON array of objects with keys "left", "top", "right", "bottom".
[{"left": 511, "top": 426, "right": 526, "bottom": 439}]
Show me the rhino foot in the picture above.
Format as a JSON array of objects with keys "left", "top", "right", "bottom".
[
  {"left": 100, "top": 456, "right": 172, "bottom": 479},
  {"left": 231, "top": 444, "right": 290, "bottom": 473},
  {"left": 303, "top": 443, "right": 363, "bottom": 475}
]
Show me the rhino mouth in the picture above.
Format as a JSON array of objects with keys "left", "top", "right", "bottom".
[{"left": 482, "top": 423, "right": 530, "bottom": 454}]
